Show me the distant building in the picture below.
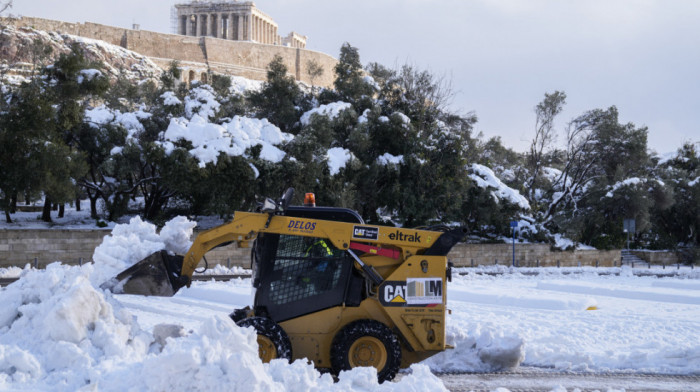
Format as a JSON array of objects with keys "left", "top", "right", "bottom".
[{"left": 173, "top": 1, "right": 307, "bottom": 48}]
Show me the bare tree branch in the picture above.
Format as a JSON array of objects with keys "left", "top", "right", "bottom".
[
  {"left": 0, "top": 1, "right": 13, "bottom": 15},
  {"left": 528, "top": 91, "right": 566, "bottom": 191}
]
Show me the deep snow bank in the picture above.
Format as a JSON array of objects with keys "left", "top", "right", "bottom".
[{"left": 0, "top": 217, "right": 448, "bottom": 391}]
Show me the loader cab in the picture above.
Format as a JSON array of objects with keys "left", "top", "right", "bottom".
[{"left": 251, "top": 206, "right": 366, "bottom": 323}]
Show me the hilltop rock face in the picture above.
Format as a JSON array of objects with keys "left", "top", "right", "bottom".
[{"left": 0, "top": 24, "right": 163, "bottom": 83}]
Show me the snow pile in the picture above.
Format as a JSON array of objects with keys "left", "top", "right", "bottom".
[
  {"left": 424, "top": 322, "right": 524, "bottom": 372},
  {"left": 300, "top": 102, "right": 352, "bottom": 126},
  {"left": 0, "top": 263, "right": 151, "bottom": 390},
  {"left": 90, "top": 216, "right": 196, "bottom": 287},
  {"left": 194, "top": 264, "right": 249, "bottom": 276},
  {"left": 161, "top": 114, "right": 293, "bottom": 167},
  {"left": 469, "top": 164, "right": 531, "bottom": 210},
  {"left": 0, "top": 265, "right": 26, "bottom": 279},
  {"left": 326, "top": 147, "right": 355, "bottom": 175}
]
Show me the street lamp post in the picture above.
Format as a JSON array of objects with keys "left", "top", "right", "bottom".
[{"left": 510, "top": 221, "right": 518, "bottom": 267}]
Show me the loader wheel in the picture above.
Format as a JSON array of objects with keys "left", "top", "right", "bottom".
[
  {"left": 236, "top": 317, "right": 292, "bottom": 363},
  {"left": 330, "top": 319, "right": 401, "bottom": 383}
]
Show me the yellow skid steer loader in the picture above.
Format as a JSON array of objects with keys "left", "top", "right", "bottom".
[{"left": 102, "top": 188, "right": 465, "bottom": 382}]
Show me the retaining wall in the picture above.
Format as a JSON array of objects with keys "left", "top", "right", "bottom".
[
  {"left": 630, "top": 250, "right": 680, "bottom": 265},
  {"left": 1, "top": 16, "right": 337, "bottom": 87},
  {"left": 1, "top": 229, "right": 621, "bottom": 270}
]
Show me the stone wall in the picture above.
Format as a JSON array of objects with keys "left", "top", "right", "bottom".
[
  {"left": 1, "top": 229, "right": 621, "bottom": 270},
  {"left": 1, "top": 16, "right": 337, "bottom": 87},
  {"left": 0, "top": 229, "right": 249, "bottom": 269},
  {"left": 630, "top": 250, "right": 680, "bottom": 265},
  {"left": 0, "top": 229, "right": 110, "bottom": 268},
  {"left": 449, "top": 243, "right": 621, "bottom": 267}
]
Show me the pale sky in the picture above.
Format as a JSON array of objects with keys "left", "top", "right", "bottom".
[{"left": 9, "top": 0, "right": 700, "bottom": 154}]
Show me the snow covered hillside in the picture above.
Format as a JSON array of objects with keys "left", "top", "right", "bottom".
[{"left": 0, "top": 24, "right": 162, "bottom": 83}]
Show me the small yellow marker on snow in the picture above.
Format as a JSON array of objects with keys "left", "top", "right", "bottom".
[{"left": 586, "top": 306, "right": 598, "bottom": 311}]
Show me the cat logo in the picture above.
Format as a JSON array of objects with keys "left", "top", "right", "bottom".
[
  {"left": 379, "top": 279, "right": 444, "bottom": 307},
  {"left": 380, "top": 281, "right": 408, "bottom": 306},
  {"left": 353, "top": 225, "right": 379, "bottom": 240}
]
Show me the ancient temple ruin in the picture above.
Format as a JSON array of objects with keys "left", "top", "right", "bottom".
[{"left": 173, "top": 1, "right": 307, "bottom": 48}]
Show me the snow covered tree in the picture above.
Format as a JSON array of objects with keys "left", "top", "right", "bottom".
[
  {"left": 248, "top": 55, "right": 302, "bottom": 133},
  {"left": 39, "top": 44, "right": 109, "bottom": 221},
  {"left": 650, "top": 142, "right": 700, "bottom": 260},
  {"left": 543, "top": 106, "right": 652, "bottom": 248},
  {"left": 0, "top": 80, "right": 54, "bottom": 222},
  {"left": 330, "top": 43, "right": 375, "bottom": 111}
]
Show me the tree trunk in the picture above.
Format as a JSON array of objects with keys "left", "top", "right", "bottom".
[
  {"left": 52, "top": 203, "right": 58, "bottom": 211},
  {"left": 58, "top": 203, "right": 65, "bottom": 218},
  {"left": 10, "top": 194, "right": 17, "bottom": 213},
  {"left": 41, "top": 197, "right": 52, "bottom": 222},
  {"left": 90, "top": 197, "right": 98, "bottom": 219},
  {"left": 4, "top": 209, "right": 11, "bottom": 224},
  {"left": 76, "top": 197, "right": 81, "bottom": 212}
]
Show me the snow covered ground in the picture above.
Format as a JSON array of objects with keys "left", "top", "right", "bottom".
[{"left": 0, "top": 218, "right": 699, "bottom": 391}]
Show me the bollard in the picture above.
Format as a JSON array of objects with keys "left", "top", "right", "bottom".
[
  {"left": 632, "top": 261, "right": 635, "bottom": 268},
  {"left": 227, "top": 257, "right": 231, "bottom": 269},
  {"left": 495, "top": 259, "right": 498, "bottom": 265},
  {"left": 663, "top": 262, "right": 665, "bottom": 269},
  {"left": 537, "top": 259, "right": 540, "bottom": 267},
  {"left": 614, "top": 261, "right": 617, "bottom": 267},
  {"left": 34, "top": 257, "right": 38, "bottom": 269},
  {"left": 471, "top": 259, "right": 474, "bottom": 268},
  {"left": 595, "top": 260, "right": 599, "bottom": 268},
  {"left": 79, "top": 257, "right": 83, "bottom": 266},
  {"left": 557, "top": 260, "right": 560, "bottom": 268}
]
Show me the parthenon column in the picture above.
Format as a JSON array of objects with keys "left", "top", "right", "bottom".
[
  {"left": 251, "top": 16, "right": 255, "bottom": 41},
  {"left": 229, "top": 14, "right": 234, "bottom": 39},
  {"left": 253, "top": 16, "right": 257, "bottom": 41},
  {"left": 256, "top": 17, "right": 260, "bottom": 42}
]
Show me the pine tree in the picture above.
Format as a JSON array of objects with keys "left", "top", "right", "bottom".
[{"left": 248, "top": 55, "right": 302, "bottom": 133}]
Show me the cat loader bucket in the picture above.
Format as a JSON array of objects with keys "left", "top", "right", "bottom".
[{"left": 100, "top": 250, "right": 190, "bottom": 297}]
